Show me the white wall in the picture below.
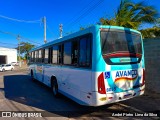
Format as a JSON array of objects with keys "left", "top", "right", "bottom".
[{"left": 0, "top": 47, "right": 17, "bottom": 64}]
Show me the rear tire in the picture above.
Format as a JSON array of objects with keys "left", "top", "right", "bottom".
[
  {"left": 31, "top": 70, "right": 35, "bottom": 81},
  {"left": 2, "top": 69, "right": 5, "bottom": 72},
  {"left": 51, "top": 79, "right": 59, "bottom": 97},
  {"left": 11, "top": 68, "right": 13, "bottom": 71}
]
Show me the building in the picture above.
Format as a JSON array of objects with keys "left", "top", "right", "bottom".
[{"left": 0, "top": 47, "right": 17, "bottom": 64}]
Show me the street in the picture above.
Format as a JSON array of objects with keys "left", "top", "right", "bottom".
[{"left": 0, "top": 68, "right": 159, "bottom": 120}]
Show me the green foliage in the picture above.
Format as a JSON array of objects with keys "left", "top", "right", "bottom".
[
  {"left": 100, "top": 0, "right": 158, "bottom": 30},
  {"left": 155, "top": 18, "right": 160, "bottom": 27},
  {"left": 19, "top": 42, "right": 35, "bottom": 54},
  {"left": 79, "top": 25, "right": 93, "bottom": 30},
  {"left": 140, "top": 27, "right": 160, "bottom": 38},
  {"left": 16, "top": 42, "right": 35, "bottom": 59}
]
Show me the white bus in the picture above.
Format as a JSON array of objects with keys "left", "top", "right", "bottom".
[{"left": 29, "top": 25, "right": 145, "bottom": 106}]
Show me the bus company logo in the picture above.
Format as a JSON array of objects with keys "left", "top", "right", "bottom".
[
  {"left": 115, "top": 69, "right": 138, "bottom": 82},
  {"left": 114, "top": 70, "right": 138, "bottom": 90}
]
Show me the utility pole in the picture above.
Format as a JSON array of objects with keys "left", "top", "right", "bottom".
[
  {"left": 17, "top": 35, "right": 21, "bottom": 67},
  {"left": 42, "top": 16, "right": 47, "bottom": 43},
  {"left": 59, "top": 24, "right": 63, "bottom": 38}
]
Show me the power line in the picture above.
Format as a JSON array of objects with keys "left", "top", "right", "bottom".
[
  {"left": 64, "top": 0, "right": 96, "bottom": 26},
  {"left": 0, "top": 14, "right": 41, "bottom": 23},
  {"left": 46, "top": 24, "right": 57, "bottom": 38},
  {"left": 0, "top": 15, "right": 46, "bottom": 45},
  {"left": 0, "top": 30, "right": 17, "bottom": 37},
  {"left": 65, "top": 0, "right": 104, "bottom": 29},
  {"left": 20, "top": 36, "right": 42, "bottom": 45},
  {"left": 0, "top": 29, "right": 41, "bottom": 45},
  {"left": 0, "top": 44, "right": 17, "bottom": 49},
  {"left": 70, "top": 0, "right": 104, "bottom": 26},
  {"left": 0, "top": 42, "right": 17, "bottom": 46}
]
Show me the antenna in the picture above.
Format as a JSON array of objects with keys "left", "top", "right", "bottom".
[
  {"left": 42, "top": 16, "right": 47, "bottom": 43},
  {"left": 59, "top": 24, "right": 63, "bottom": 38}
]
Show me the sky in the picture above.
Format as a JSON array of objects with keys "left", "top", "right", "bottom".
[{"left": 0, "top": 0, "right": 160, "bottom": 48}]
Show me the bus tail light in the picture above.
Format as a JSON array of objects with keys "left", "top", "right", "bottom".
[
  {"left": 98, "top": 73, "right": 106, "bottom": 94},
  {"left": 142, "top": 69, "right": 145, "bottom": 85}
]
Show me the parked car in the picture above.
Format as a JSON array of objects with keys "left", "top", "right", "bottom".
[
  {"left": 0, "top": 64, "right": 14, "bottom": 72},
  {"left": 11, "top": 62, "right": 19, "bottom": 66}
]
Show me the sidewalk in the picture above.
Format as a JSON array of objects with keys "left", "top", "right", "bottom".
[{"left": 14, "top": 64, "right": 28, "bottom": 71}]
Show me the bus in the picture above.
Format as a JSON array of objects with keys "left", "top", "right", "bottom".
[{"left": 28, "top": 25, "right": 145, "bottom": 106}]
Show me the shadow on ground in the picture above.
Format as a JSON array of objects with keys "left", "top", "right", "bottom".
[{"left": 3, "top": 75, "right": 123, "bottom": 118}]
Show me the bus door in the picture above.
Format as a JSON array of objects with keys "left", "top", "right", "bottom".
[
  {"left": 36, "top": 65, "right": 44, "bottom": 82},
  {"left": 35, "top": 50, "right": 43, "bottom": 82}
]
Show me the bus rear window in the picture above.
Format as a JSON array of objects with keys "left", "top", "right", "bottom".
[
  {"left": 100, "top": 29, "right": 142, "bottom": 65},
  {"left": 101, "top": 30, "right": 142, "bottom": 55}
]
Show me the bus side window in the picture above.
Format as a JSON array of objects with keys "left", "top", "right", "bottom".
[
  {"left": 48, "top": 47, "right": 52, "bottom": 63},
  {"left": 79, "top": 36, "right": 91, "bottom": 68},
  {"left": 64, "top": 42, "right": 72, "bottom": 65},
  {"left": 31, "top": 52, "right": 34, "bottom": 62},
  {"left": 52, "top": 46, "right": 58, "bottom": 64},
  {"left": 39, "top": 50, "right": 42, "bottom": 63},
  {"left": 33, "top": 51, "right": 35, "bottom": 62},
  {"left": 61, "top": 44, "right": 64, "bottom": 64},
  {"left": 35, "top": 51, "right": 38, "bottom": 63},
  {"left": 44, "top": 48, "right": 49, "bottom": 63},
  {"left": 58, "top": 44, "right": 63, "bottom": 64},
  {"left": 72, "top": 40, "right": 78, "bottom": 66},
  {"left": 42, "top": 49, "right": 45, "bottom": 63}
]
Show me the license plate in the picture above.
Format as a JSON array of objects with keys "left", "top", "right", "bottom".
[{"left": 124, "top": 93, "right": 132, "bottom": 98}]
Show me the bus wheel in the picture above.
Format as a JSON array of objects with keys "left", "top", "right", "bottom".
[
  {"left": 31, "top": 70, "right": 35, "bottom": 81},
  {"left": 51, "top": 79, "right": 59, "bottom": 97}
]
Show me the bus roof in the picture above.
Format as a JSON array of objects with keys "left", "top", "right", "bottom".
[{"left": 30, "top": 25, "right": 141, "bottom": 52}]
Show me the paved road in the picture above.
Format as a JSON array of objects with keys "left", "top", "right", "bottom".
[{"left": 0, "top": 69, "right": 159, "bottom": 120}]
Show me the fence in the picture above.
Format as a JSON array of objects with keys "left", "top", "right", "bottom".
[{"left": 143, "top": 38, "right": 160, "bottom": 93}]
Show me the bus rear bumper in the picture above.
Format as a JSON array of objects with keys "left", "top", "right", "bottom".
[{"left": 91, "top": 84, "right": 145, "bottom": 106}]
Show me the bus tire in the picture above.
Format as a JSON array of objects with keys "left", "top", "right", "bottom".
[
  {"left": 31, "top": 70, "right": 35, "bottom": 81},
  {"left": 51, "top": 78, "right": 59, "bottom": 97}
]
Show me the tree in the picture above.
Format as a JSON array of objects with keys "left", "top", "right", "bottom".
[
  {"left": 16, "top": 42, "right": 35, "bottom": 60},
  {"left": 140, "top": 27, "right": 160, "bottom": 38},
  {"left": 155, "top": 18, "right": 160, "bottom": 27},
  {"left": 100, "top": 0, "right": 158, "bottom": 30},
  {"left": 80, "top": 24, "right": 93, "bottom": 30}
]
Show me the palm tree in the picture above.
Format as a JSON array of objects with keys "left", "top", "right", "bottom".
[
  {"left": 140, "top": 27, "right": 160, "bottom": 38},
  {"left": 155, "top": 18, "right": 160, "bottom": 27},
  {"left": 100, "top": 0, "right": 158, "bottom": 29}
]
